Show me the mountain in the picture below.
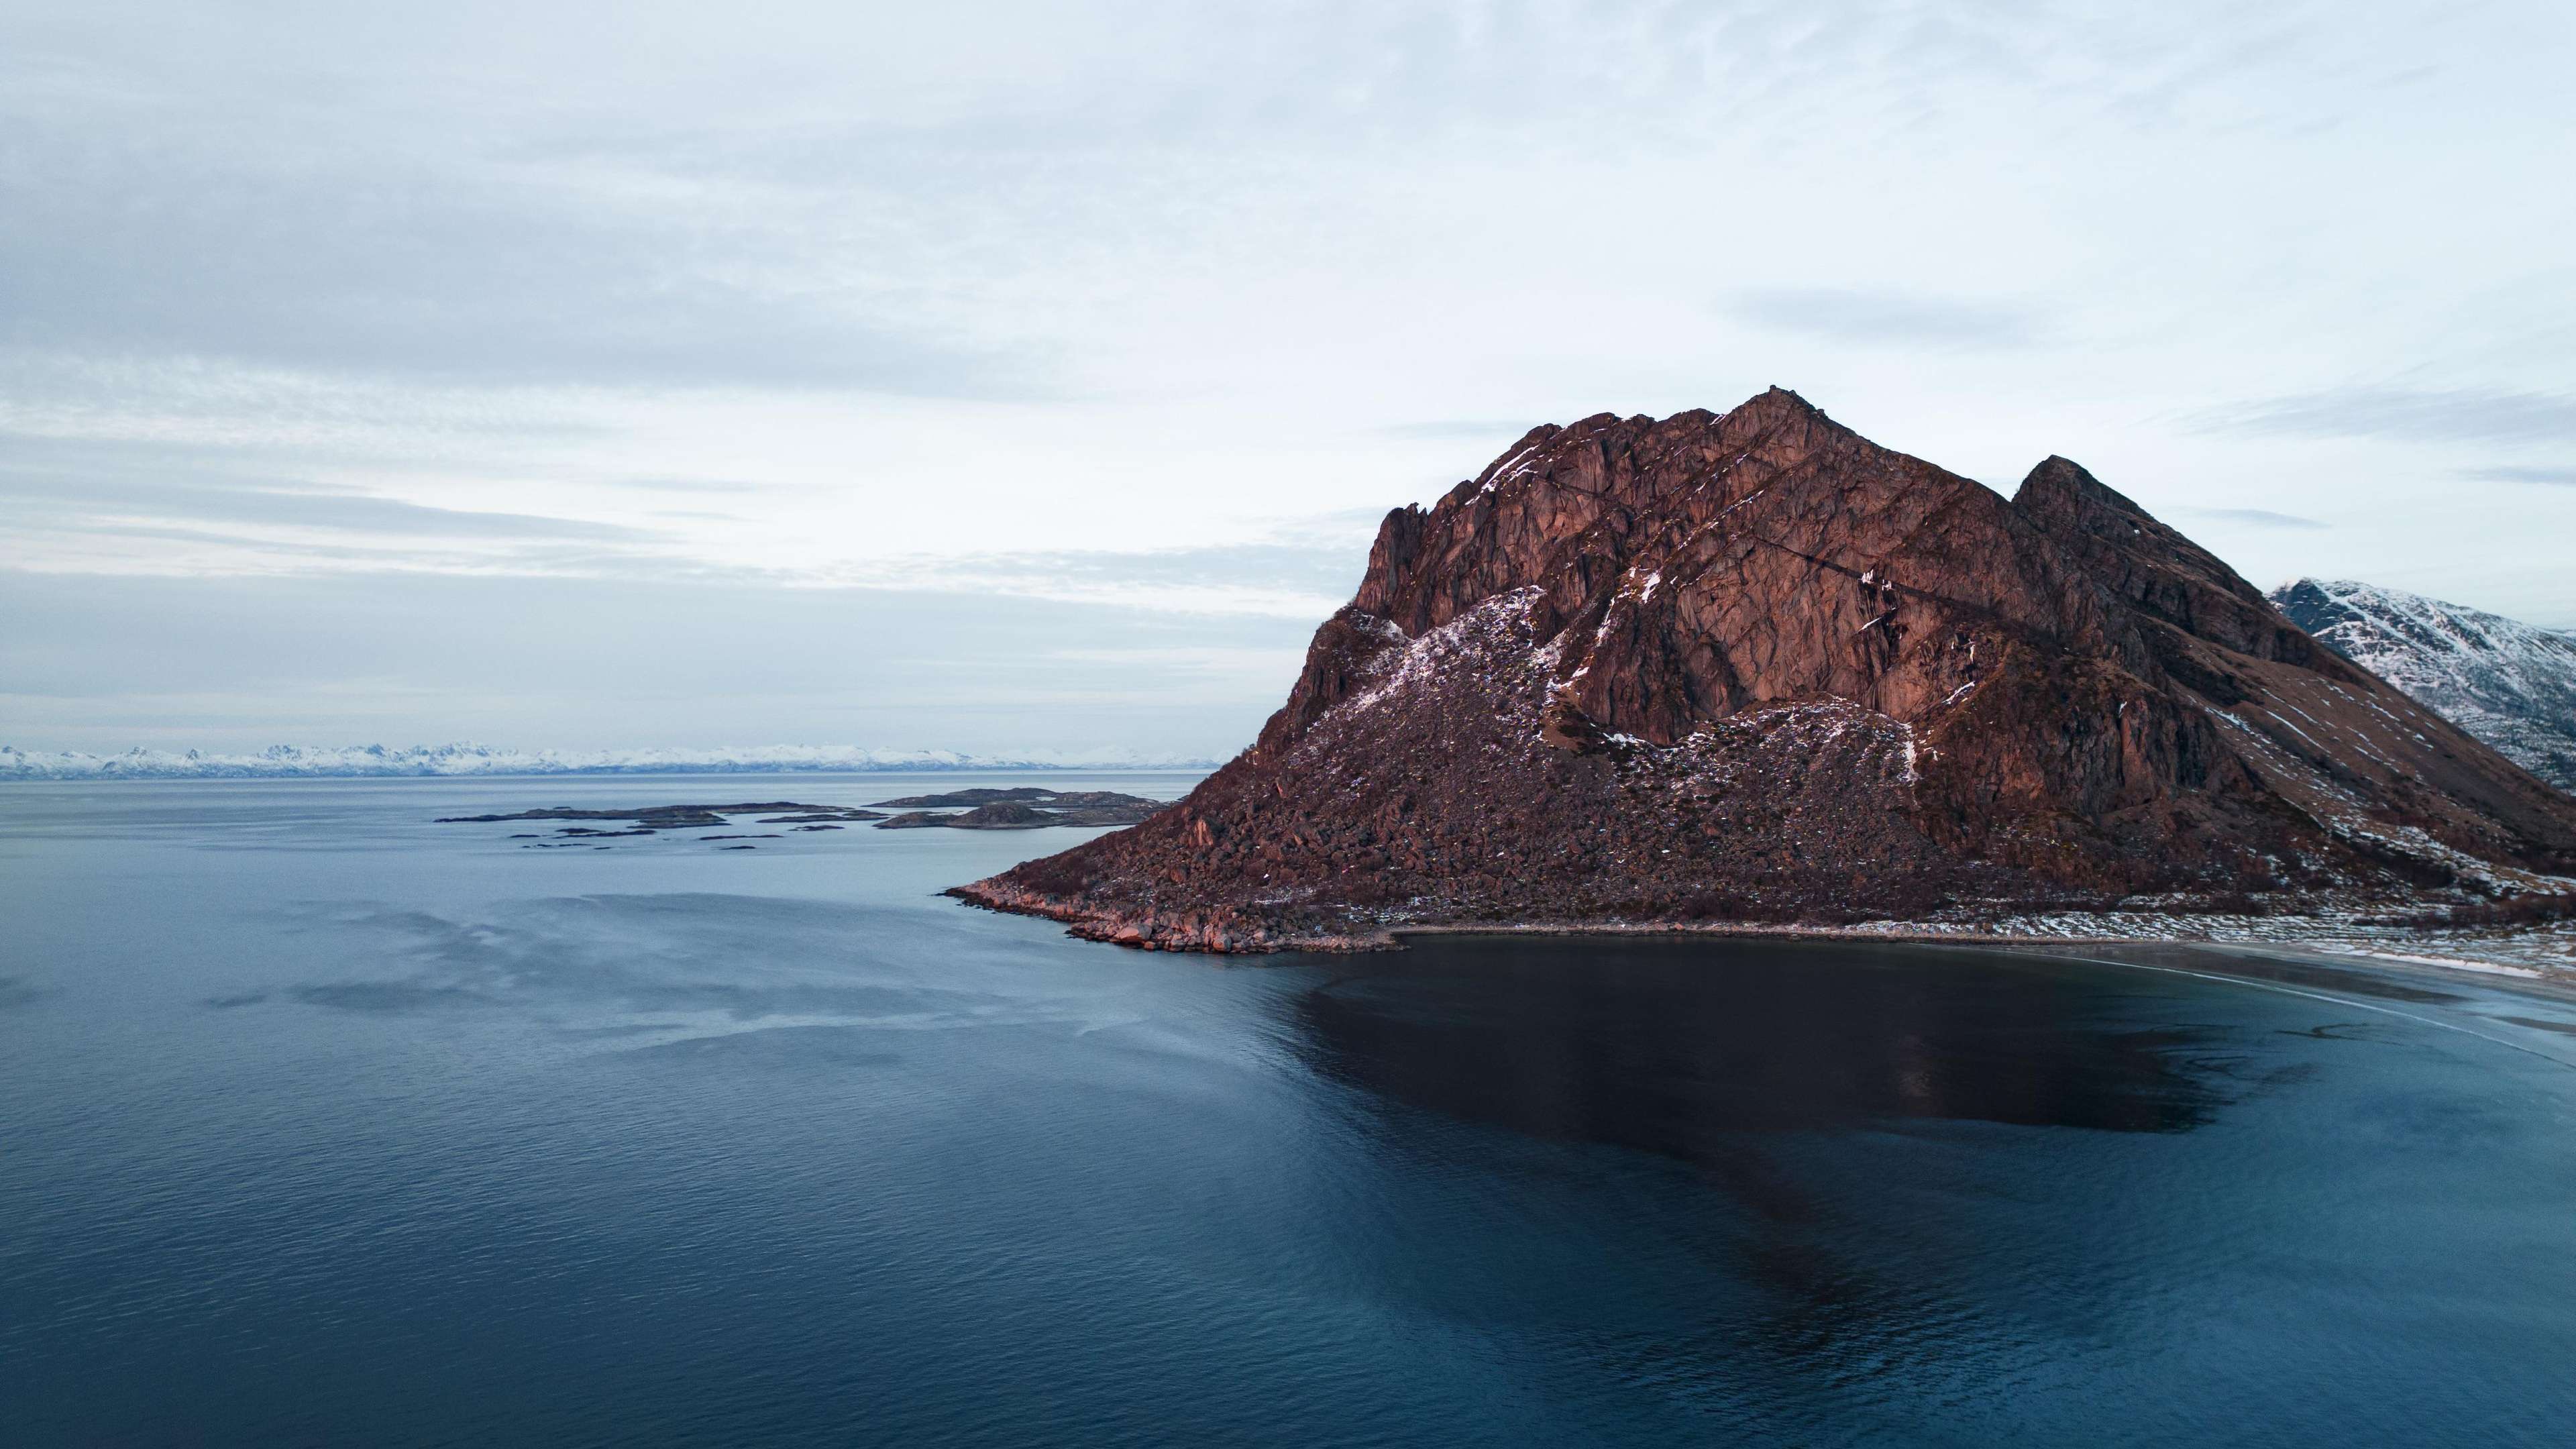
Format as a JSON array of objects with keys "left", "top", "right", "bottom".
[
  {"left": 2269, "top": 580, "right": 2576, "bottom": 795},
  {"left": 957, "top": 388, "right": 2576, "bottom": 951},
  {"left": 0, "top": 743, "right": 1212, "bottom": 781}
]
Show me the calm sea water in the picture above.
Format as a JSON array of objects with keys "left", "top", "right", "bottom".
[{"left": 5, "top": 775, "right": 2576, "bottom": 1446}]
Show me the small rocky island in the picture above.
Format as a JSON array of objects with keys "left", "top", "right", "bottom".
[
  {"left": 437, "top": 790, "right": 1168, "bottom": 847},
  {"left": 871, "top": 789, "right": 1167, "bottom": 830},
  {"left": 437, "top": 802, "right": 890, "bottom": 828}
]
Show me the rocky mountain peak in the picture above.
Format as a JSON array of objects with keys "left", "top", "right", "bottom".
[
  {"left": 960, "top": 391, "right": 2576, "bottom": 952},
  {"left": 2012, "top": 453, "right": 2322, "bottom": 670},
  {"left": 2012, "top": 453, "right": 2136, "bottom": 513}
]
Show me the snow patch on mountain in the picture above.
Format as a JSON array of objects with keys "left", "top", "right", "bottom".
[
  {"left": 0, "top": 743, "right": 1213, "bottom": 782},
  {"left": 2271, "top": 578, "right": 2576, "bottom": 793}
]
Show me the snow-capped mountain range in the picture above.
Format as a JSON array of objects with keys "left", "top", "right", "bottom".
[
  {"left": 2271, "top": 579, "right": 2576, "bottom": 794},
  {"left": 0, "top": 743, "right": 1214, "bottom": 782}
]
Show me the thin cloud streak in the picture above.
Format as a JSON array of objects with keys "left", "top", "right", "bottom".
[
  {"left": 1, "top": 477, "right": 656, "bottom": 543},
  {"left": 856, "top": 537, "right": 1368, "bottom": 619},
  {"left": 2177, "top": 506, "right": 2329, "bottom": 530},
  {"left": 2460, "top": 464, "right": 2576, "bottom": 486},
  {"left": 1378, "top": 420, "right": 1540, "bottom": 441},
  {"left": 2200, "top": 386, "right": 2576, "bottom": 447}
]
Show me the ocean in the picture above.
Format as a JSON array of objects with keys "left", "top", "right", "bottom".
[{"left": 4, "top": 774, "right": 2574, "bottom": 1446}]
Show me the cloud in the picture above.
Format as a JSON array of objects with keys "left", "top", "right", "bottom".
[
  {"left": 0, "top": 44, "right": 1046, "bottom": 400},
  {"left": 612, "top": 477, "right": 777, "bottom": 494},
  {"left": 1378, "top": 420, "right": 1538, "bottom": 441},
  {"left": 0, "top": 567, "right": 1315, "bottom": 757},
  {"left": 2176, "top": 506, "right": 2328, "bottom": 530},
  {"left": 1043, "top": 643, "right": 1309, "bottom": 690},
  {"left": 863, "top": 537, "right": 1366, "bottom": 619},
  {"left": 0, "top": 453, "right": 661, "bottom": 579},
  {"left": 2459, "top": 464, "right": 2576, "bottom": 486},
  {"left": 0, "top": 146, "right": 1039, "bottom": 396},
  {"left": 1722, "top": 288, "right": 2045, "bottom": 350},
  {"left": 0, "top": 417, "right": 1377, "bottom": 611},
  {"left": 0, "top": 352, "right": 602, "bottom": 456},
  {"left": 3, "top": 0, "right": 2571, "bottom": 752},
  {"left": 3, "top": 476, "right": 653, "bottom": 543},
  {"left": 2200, "top": 387, "right": 2576, "bottom": 447},
  {"left": 11, "top": 521, "right": 645, "bottom": 576}
]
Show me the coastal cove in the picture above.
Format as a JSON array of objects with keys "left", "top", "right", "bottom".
[{"left": 5, "top": 773, "right": 2576, "bottom": 1446}]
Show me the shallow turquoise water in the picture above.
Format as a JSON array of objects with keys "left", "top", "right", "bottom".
[{"left": 3, "top": 775, "right": 2574, "bottom": 1446}]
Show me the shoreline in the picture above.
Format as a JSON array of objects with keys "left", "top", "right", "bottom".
[
  {"left": 1381, "top": 919, "right": 2576, "bottom": 999},
  {"left": 951, "top": 879, "right": 2576, "bottom": 1002}
]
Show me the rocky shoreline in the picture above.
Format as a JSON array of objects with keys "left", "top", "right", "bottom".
[{"left": 946, "top": 876, "right": 2576, "bottom": 987}]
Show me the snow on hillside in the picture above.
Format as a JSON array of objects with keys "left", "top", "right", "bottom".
[
  {"left": 2271, "top": 578, "right": 2576, "bottom": 793},
  {"left": 0, "top": 743, "right": 1213, "bottom": 782}
]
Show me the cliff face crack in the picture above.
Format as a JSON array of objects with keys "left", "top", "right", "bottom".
[{"left": 951, "top": 389, "right": 2576, "bottom": 952}]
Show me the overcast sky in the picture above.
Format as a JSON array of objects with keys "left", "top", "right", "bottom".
[{"left": 6, "top": 1, "right": 2573, "bottom": 756}]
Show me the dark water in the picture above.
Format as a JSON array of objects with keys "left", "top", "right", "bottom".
[{"left": 5, "top": 777, "right": 2576, "bottom": 1446}]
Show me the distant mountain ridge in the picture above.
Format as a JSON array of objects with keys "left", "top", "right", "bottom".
[
  {"left": 0, "top": 743, "right": 1212, "bottom": 782},
  {"left": 2270, "top": 579, "right": 2576, "bottom": 793}
]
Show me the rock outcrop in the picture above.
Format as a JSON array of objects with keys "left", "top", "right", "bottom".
[
  {"left": 437, "top": 802, "right": 887, "bottom": 828},
  {"left": 873, "top": 791, "right": 1167, "bottom": 829},
  {"left": 954, "top": 390, "right": 2576, "bottom": 951}
]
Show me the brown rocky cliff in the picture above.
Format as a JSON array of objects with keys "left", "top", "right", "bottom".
[{"left": 957, "top": 390, "right": 2576, "bottom": 951}]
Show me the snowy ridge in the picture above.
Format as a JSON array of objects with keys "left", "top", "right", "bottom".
[
  {"left": 1340, "top": 588, "right": 1542, "bottom": 720},
  {"left": 2271, "top": 579, "right": 2576, "bottom": 793},
  {"left": 0, "top": 742, "right": 1214, "bottom": 782}
]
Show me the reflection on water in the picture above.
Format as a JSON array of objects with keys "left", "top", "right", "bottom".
[
  {"left": 1297, "top": 937, "right": 2241, "bottom": 1144},
  {"left": 1291, "top": 936, "right": 2277, "bottom": 1395}
]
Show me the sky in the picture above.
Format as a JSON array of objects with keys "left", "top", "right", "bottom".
[{"left": 5, "top": 1, "right": 2574, "bottom": 758}]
